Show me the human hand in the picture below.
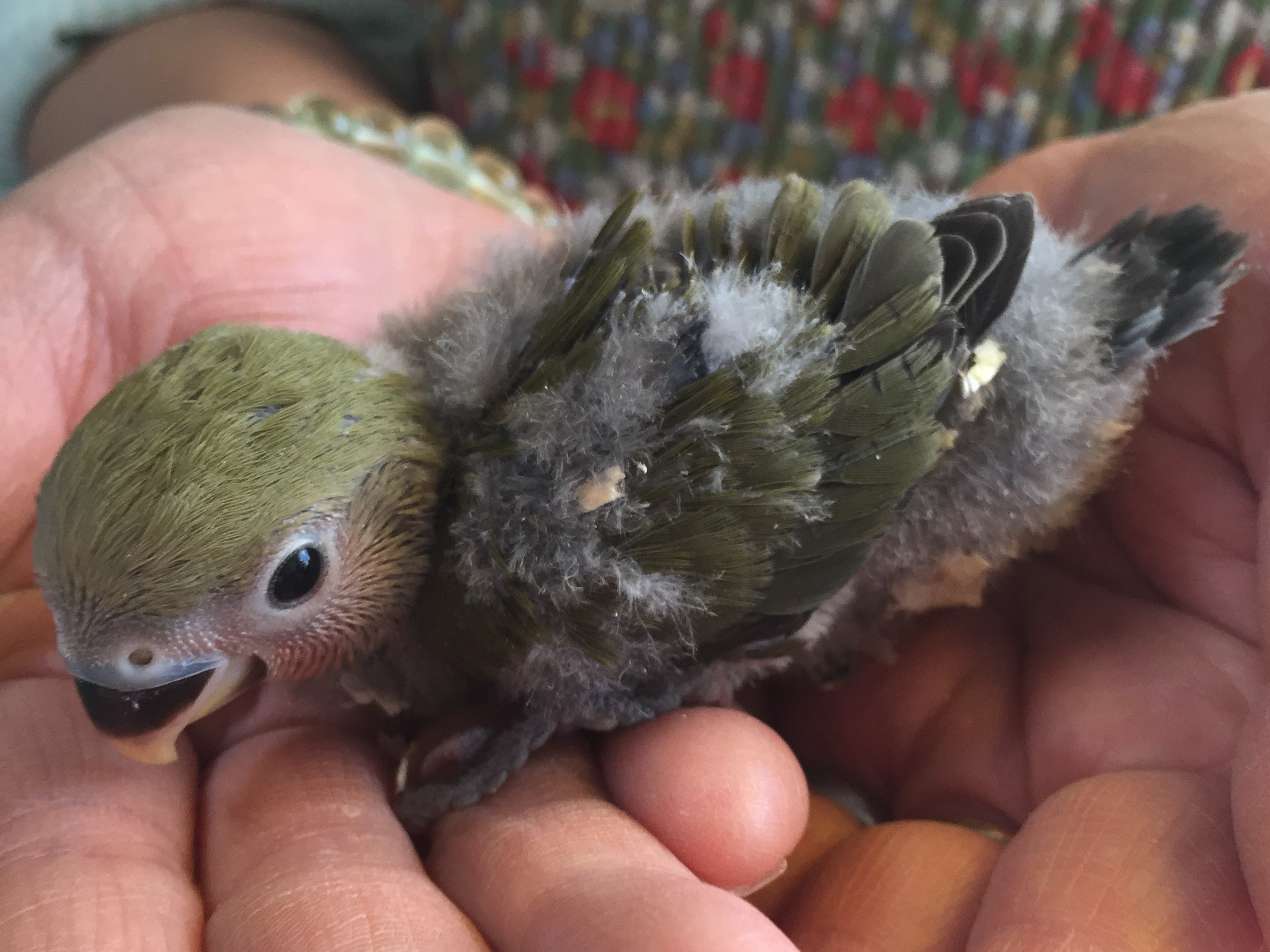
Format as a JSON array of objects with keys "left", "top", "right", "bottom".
[
  {"left": 0, "top": 106, "right": 808, "bottom": 951},
  {"left": 770, "top": 91, "right": 1270, "bottom": 949}
]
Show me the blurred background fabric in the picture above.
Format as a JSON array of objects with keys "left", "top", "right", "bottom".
[{"left": 6, "top": 1, "right": 1270, "bottom": 199}]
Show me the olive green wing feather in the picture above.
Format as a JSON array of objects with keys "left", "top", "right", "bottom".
[
  {"left": 502, "top": 191, "right": 654, "bottom": 395},
  {"left": 439, "top": 176, "right": 1034, "bottom": 672},
  {"left": 610, "top": 177, "right": 1036, "bottom": 645}
]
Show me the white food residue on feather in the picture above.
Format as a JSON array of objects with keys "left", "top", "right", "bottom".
[{"left": 961, "top": 339, "right": 1007, "bottom": 397}]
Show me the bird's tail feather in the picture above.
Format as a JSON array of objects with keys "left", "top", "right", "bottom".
[{"left": 1072, "top": 206, "right": 1247, "bottom": 367}]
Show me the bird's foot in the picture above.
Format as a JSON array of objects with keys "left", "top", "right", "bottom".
[
  {"left": 393, "top": 702, "right": 556, "bottom": 831},
  {"left": 392, "top": 680, "right": 697, "bottom": 831}
]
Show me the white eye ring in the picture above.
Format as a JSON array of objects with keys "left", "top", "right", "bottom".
[{"left": 250, "top": 524, "right": 341, "bottom": 622}]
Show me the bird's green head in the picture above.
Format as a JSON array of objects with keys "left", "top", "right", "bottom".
[{"left": 34, "top": 325, "right": 441, "bottom": 763}]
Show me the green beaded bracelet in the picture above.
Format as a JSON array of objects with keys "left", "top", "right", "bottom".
[{"left": 257, "top": 95, "right": 562, "bottom": 228}]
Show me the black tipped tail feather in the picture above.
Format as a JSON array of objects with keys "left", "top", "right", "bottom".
[{"left": 1073, "top": 206, "right": 1247, "bottom": 367}]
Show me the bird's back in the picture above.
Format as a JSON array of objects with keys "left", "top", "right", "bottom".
[{"left": 386, "top": 176, "right": 1034, "bottom": 706}]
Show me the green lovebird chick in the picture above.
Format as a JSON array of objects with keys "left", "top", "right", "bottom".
[{"left": 34, "top": 176, "right": 1245, "bottom": 827}]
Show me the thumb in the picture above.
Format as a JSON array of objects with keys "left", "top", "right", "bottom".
[{"left": 0, "top": 104, "right": 525, "bottom": 587}]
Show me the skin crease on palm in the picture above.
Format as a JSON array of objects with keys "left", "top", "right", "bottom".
[{"left": 0, "top": 91, "right": 1267, "bottom": 952}]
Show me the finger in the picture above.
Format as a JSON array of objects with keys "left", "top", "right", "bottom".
[
  {"left": 0, "top": 589, "right": 62, "bottom": 679},
  {"left": 0, "top": 677, "right": 201, "bottom": 952},
  {"left": 600, "top": 707, "right": 808, "bottom": 891},
  {"left": 428, "top": 733, "right": 798, "bottom": 952},
  {"left": 779, "top": 610, "right": 1031, "bottom": 826},
  {"left": 17, "top": 103, "right": 524, "bottom": 365},
  {"left": 0, "top": 104, "right": 523, "bottom": 586},
  {"left": 972, "top": 92, "right": 1270, "bottom": 238},
  {"left": 1058, "top": 91, "right": 1270, "bottom": 238},
  {"left": 1231, "top": 691, "right": 1270, "bottom": 936},
  {"left": 747, "top": 793, "right": 862, "bottom": 918},
  {"left": 1016, "top": 563, "right": 1255, "bottom": 797},
  {"left": 778, "top": 821, "right": 1000, "bottom": 952},
  {"left": 970, "top": 770, "right": 1261, "bottom": 951},
  {"left": 1098, "top": 363, "right": 1260, "bottom": 642},
  {"left": 1225, "top": 275, "right": 1270, "bottom": 494},
  {"left": 969, "top": 133, "right": 1105, "bottom": 223},
  {"left": 781, "top": 564, "right": 1258, "bottom": 818},
  {"left": 201, "top": 724, "right": 487, "bottom": 952}
]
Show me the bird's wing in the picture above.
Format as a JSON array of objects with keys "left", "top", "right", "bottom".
[{"left": 424, "top": 176, "right": 1034, "bottom": 673}]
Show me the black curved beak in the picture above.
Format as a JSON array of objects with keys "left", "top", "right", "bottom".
[
  {"left": 70, "top": 657, "right": 267, "bottom": 764},
  {"left": 75, "top": 669, "right": 215, "bottom": 737}
]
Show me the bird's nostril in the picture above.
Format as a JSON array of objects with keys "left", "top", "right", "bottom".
[{"left": 128, "top": 647, "right": 155, "bottom": 667}]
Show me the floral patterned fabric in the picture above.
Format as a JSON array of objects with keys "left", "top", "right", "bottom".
[{"left": 419, "top": 0, "right": 1270, "bottom": 205}]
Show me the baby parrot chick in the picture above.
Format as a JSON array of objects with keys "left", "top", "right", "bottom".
[{"left": 34, "top": 176, "right": 1245, "bottom": 827}]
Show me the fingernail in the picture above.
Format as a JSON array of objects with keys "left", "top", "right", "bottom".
[
  {"left": 730, "top": 858, "right": 789, "bottom": 897},
  {"left": 952, "top": 819, "right": 1013, "bottom": 842}
]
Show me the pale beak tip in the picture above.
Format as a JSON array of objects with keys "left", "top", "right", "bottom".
[
  {"left": 72, "top": 655, "right": 268, "bottom": 766},
  {"left": 107, "top": 732, "right": 182, "bottom": 765}
]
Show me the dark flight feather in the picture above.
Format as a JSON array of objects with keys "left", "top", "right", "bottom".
[{"left": 429, "top": 175, "right": 1037, "bottom": 671}]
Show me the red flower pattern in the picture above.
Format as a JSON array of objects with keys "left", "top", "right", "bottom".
[
  {"left": 1076, "top": 5, "right": 1117, "bottom": 61},
  {"left": 825, "top": 76, "right": 886, "bottom": 153},
  {"left": 1096, "top": 41, "right": 1158, "bottom": 117},
  {"left": 572, "top": 67, "right": 641, "bottom": 151},
  {"left": 810, "top": 0, "right": 841, "bottom": 27},
  {"left": 517, "top": 152, "right": 548, "bottom": 188},
  {"left": 427, "top": 1, "right": 1270, "bottom": 201},
  {"left": 954, "top": 39, "right": 1015, "bottom": 115},
  {"left": 504, "top": 38, "right": 555, "bottom": 91},
  {"left": 826, "top": 75, "right": 884, "bottom": 123},
  {"left": 890, "top": 85, "right": 930, "bottom": 130},
  {"left": 1225, "top": 44, "right": 1265, "bottom": 95},
  {"left": 703, "top": 6, "right": 731, "bottom": 49},
  {"left": 710, "top": 53, "right": 769, "bottom": 122}
]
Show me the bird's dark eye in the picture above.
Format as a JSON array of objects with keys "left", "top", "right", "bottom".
[{"left": 268, "top": 546, "right": 324, "bottom": 606}]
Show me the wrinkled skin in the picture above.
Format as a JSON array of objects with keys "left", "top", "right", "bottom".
[{"left": 1, "top": 94, "right": 1269, "bottom": 950}]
